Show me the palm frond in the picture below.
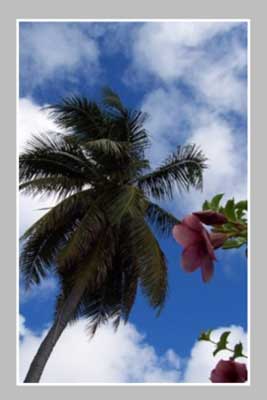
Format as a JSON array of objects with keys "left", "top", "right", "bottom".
[
  {"left": 102, "top": 86, "right": 126, "bottom": 116},
  {"left": 19, "top": 132, "right": 97, "bottom": 184},
  {"left": 19, "top": 176, "right": 86, "bottom": 199},
  {"left": 20, "top": 190, "right": 93, "bottom": 287},
  {"left": 55, "top": 229, "right": 116, "bottom": 333},
  {"left": 83, "top": 138, "right": 129, "bottom": 158},
  {"left": 56, "top": 220, "right": 140, "bottom": 334},
  {"left": 83, "top": 266, "right": 124, "bottom": 335},
  {"left": 21, "top": 189, "right": 92, "bottom": 242},
  {"left": 102, "top": 185, "right": 147, "bottom": 225},
  {"left": 146, "top": 202, "right": 181, "bottom": 236},
  {"left": 57, "top": 203, "right": 106, "bottom": 270},
  {"left": 137, "top": 144, "right": 207, "bottom": 200},
  {"left": 67, "top": 254, "right": 136, "bottom": 334},
  {"left": 129, "top": 217, "right": 168, "bottom": 311},
  {"left": 20, "top": 221, "right": 75, "bottom": 288},
  {"left": 46, "top": 97, "right": 109, "bottom": 142},
  {"left": 102, "top": 87, "right": 150, "bottom": 157},
  {"left": 82, "top": 221, "right": 140, "bottom": 330},
  {"left": 114, "top": 224, "right": 139, "bottom": 321},
  {"left": 126, "top": 110, "right": 150, "bottom": 159}
]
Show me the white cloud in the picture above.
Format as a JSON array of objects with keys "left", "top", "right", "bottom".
[
  {"left": 141, "top": 88, "right": 247, "bottom": 213},
  {"left": 130, "top": 21, "right": 247, "bottom": 114},
  {"left": 132, "top": 22, "right": 235, "bottom": 82},
  {"left": 19, "top": 192, "right": 56, "bottom": 236},
  {"left": 20, "top": 277, "right": 58, "bottom": 304},
  {"left": 18, "top": 98, "right": 58, "bottom": 152},
  {"left": 183, "top": 325, "right": 248, "bottom": 383},
  {"left": 19, "top": 316, "right": 247, "bottom": 384},
  {"left": 20, "top": 23, "right": 100, "bottom": 91},
  {"left": 191, "top": 42, "right": 247, "bottom": 114},
  {"left": 184, "top": 111, "right": 247, "bottom": 211},
  {"left": 19, "top": 316, "right": 181, "bottom": 383},
  {"left": 128, "top": 21, "right": 248, "bottom": 213},
  {"left": 18, "top": 98, "right": 60, "bottom": 235},
  {"left": 19, "top": 315, "right": 30, "bottom": 337},
  {"left": 141, "top": 88, "right": 184, "bottom": 167}
]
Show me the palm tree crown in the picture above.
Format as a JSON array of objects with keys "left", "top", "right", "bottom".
[{"left": 20, "top": 88, "right": 207, "bottom": 335}]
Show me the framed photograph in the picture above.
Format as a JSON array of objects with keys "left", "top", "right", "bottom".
[{"left": 17, "top": 19, "right": 249, "bottom": 386}]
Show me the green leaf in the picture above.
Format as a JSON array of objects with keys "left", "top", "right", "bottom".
[
  {"left": 236, "top": 208, "right": 245, "bottom": 221},
  {"left": 202, "top": 200, "right": 210, "bottom": 211},
  {"left": 235, "top": 200, "right": 247, "bottom": 211},
  {"left": 224, "top": 199, "right": 236, "bottom": 221},
  {"left": 235, "top": 200, "right": 247, "bottom": 221},
  {"left": 198, "top": 329, "right": 213, "bottom": 341},
  {"left": 222, "top": 237, "right": 247, "bottom": 249},
  {"left": 213, "top": 331, "right": 231, "bottom": 356},
  {"left": 210, "top": 193, "right": 224, "bottom": 210},
  {"left": 231, "top": 342, "right": 244, "bottom": 360}
]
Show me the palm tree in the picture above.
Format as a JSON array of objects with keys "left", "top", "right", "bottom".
[{"left": 20, "top": 88, "right": 207, "bottom": 383}]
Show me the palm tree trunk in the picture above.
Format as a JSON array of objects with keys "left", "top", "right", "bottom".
[{"left": 23, "top": 280, "right": 86, "bottom": 383}]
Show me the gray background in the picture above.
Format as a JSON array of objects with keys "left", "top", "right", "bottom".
[{"left": 0, "top": 0, "right": 264, "bottom": 398}]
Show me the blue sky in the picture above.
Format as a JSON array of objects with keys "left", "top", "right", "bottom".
[{"left": 18, "top": 21, "right": 248, "bottom": 383}]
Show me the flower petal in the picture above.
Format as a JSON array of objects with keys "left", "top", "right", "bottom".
[
  {"left": 172, "top": 223, "right": 201, "bottom": 247},
  {"left": 183, "top": 214, "right": 203, "bottom": 232},
  {"left": 193, "top": 211, "right": 228, "bottom": 225},
  {"left": 234, "top": 362, "right": 248, "bottom": 382},
  {"left": 181, "top": 243, "right": 205, "bottom": 272},
  {"left": 202, "top": 229, "right": 216, "bottom": 260},
  {"left": 210, "top": 360, "right": 247, "bottom": 383},
  {"left": 210, "top": 232, "right": 228, "bottom": 249},
  {"left": 201, "top": 255, "right": 214, "bottom": 282},
  {"left": 210, "top": 360, "right": 229, "bottom": 382}
]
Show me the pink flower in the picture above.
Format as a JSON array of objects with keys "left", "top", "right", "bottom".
[
  {"left": 193, "top": 211, "right": 228, "bottom": 225},
  {"left": 210, "top": 360, "right": 248, "bottom": 383},
  {"left": 172, "top": 213, "right": 227, "bottom": 282}
]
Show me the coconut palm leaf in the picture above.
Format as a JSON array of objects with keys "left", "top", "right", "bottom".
[
  {"left": 57, "top": 203, "right": 106, "bottom": 270},
  {"left": 129, "top": 217, "right": 168, "bottom": 311},
  {"left": 55, "top": 228, "right": 116, "bottom": 331},
  {"left": 83, "top": 138, "right": 130, "bottom": 159},
  {"left": 146, "top": 202, "right": 181, "bottom": 236},
  {"left": 137, "top": 144, "right": 207, "bottom": 200},
  {"left": 19, "top": 132, "right": 98, "bottom": 184},
  {"left": 20, "top": 221, "right": 75, "bottom": 288},
  {"left": 102, "top": 86, "right": 126, "bottom": 116},
  {"left": 19, "top": 176, "right": 87, "bottom": 199},
  {"left": 20, "top": 190, "right": 94, "bottom": 287},
  {"left": 102, "top": 185, "right": 147, "bottom": 226},
  {"left": 47, "top": 97, "right": 109, "bottom": 141}
]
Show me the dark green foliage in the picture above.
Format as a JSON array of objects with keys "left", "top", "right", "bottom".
[
  {"left": 198, "top": 329, "right": 247, "bottom": 360},
  {"left": 201, "top": 194, "right": 247, "bottom": 252},
  {"left": 231, "top": 342, "right": 246, "bottom": 360},
  {"left": 146, "top": 202, "right": 180, "bottom": 236},
  {"left": 213, "top": 331, "right": 231, "bottom": 356},
  {"left": 137, "top": 144, "right": 206, "bottom": 200},
  {"left": 198, "top": 329, "right": 213, "bottom": 341},
  {"left": 20, "top": 88, "right": 207, "bottom": 334}
]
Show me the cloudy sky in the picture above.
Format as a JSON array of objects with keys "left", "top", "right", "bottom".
[{"left": 18, "top": 20, "right": 248, "bottom": 384}]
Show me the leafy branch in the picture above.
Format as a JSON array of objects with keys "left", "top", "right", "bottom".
[
  {"left": 202, "top": 194, "right": 247, "bottom": 251},
  {"left": 199, "top": 329, "right": 247, "bottom": 360}
]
